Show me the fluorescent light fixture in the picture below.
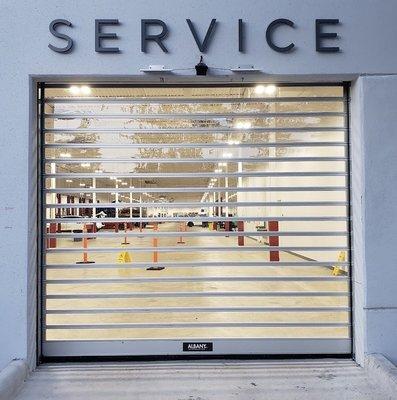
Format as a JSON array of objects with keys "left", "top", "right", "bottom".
[
  {"left": 59, "top": 152, "right": 71, "bottom": 158},
  {"left": 66, "top": 179, "right": 73, "bottom": 183},
  {"left": 214, "top": 169, "right": 222, "bottom": 173},
  {"left": 79, "top": 183, "right": 85, "bottom": 187},
  {"left": 80, "top": 163, "right": 90, "bottom": 167},
  {"left": 218, "top": 162, "right": 227, "bottom": 167},
  {"left": 94, "top": 169, "right": 103, "bottom": 173},
  {"left": 129, "top": 186, "right": 135, "bottom": 189},
  {"left": 227, "top": 140, "right": 241, "bottom": 145},
  {"left": 121, "top": 182, "right": 128, "bottom": 186}
]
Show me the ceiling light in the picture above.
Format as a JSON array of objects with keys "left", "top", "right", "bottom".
[
  {"left": 69, "top": 86, "right": 80, "bottom": 95},
  {"left": 227, "top": 140, "right": 241, "bottom": 145},
  {"left": 218, "top": 162, "right": 227, "bottom": 167},
  {"left": 59, "top": 152, "right": 71, "bottom": 158},
  {"left": 254, "top": 85, "right": 266, "bottom": 94},
  {"left": 80, "top": 163, "right": 90, "bottom": 167},
  {"left": 94, "top": 169, "right": 103, "bottom": 173},
  {"left": 79, "top": 183, "right": 85, "bottom": 187},
  {"left": 222, "top": 152, "right": 232, "bottom": 158},
  {"left": 129, "top": 186, "right": 135, "bottom": 189},
  {"left": 110, "top": 177, "right": 116, "bottom": 180},
  {"left": 121, "top": 182, "right": 128, "bottom": 186},
  {"left": 214, "top": 169, "right": 222, "bottom": 173},
  {"left": 265, "top": 84, "right": 277, "bottom": 95},
  {"left": 66, "top": 179, "right": 73, "bottom": 183},
  {"left": 80, "top": 85, "right": 92, "bottom": 95},
  {"left": 234, "top": 121, "right": 251, "bottom": 130}
]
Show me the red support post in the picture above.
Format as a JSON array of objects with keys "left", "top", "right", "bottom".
[
  {"left": 237, "top": 221, "right": 244, "bottom": 246},
  {"left": 268, "top": 220, "right": 280, "bottom": 261}
]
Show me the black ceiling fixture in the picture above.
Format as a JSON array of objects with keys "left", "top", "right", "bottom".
[{"left": 195, "top": 56, "right": 208, "bottom": 76}]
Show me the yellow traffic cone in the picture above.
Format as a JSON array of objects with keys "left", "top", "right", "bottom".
[
  {"left": 117, "top": 251, "right": 132, "bottom": 277},
  {"left": 332, "top": 251, "right": 346, "bottom": 276},
  {"left": 117, "top": 251, "right": 132, "bottom": 263}
]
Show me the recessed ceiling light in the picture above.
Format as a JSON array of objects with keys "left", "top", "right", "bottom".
[
  {"left": 80, "top": 163, "right": 90, "bottom": 167},
  {"left": 66, "top": 179, "right": 73, "bottom": 183},
  {"left": 60, "top": 152, "right": 71, "bottom": 158}
]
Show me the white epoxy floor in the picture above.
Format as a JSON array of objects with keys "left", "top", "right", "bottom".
[{"left": 44, "top": 223, "right": 350, "bottom": 341}]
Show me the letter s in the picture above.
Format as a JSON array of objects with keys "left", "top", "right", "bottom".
[{"left": 49, "top": 19, "right": 73, "bottom": 53}]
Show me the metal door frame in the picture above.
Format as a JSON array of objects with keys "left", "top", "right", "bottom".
[{"left": 37, "top": 81, "right": 353, "bottom": 360}]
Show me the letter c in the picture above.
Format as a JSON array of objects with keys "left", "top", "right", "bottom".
[{"left": 266, "top": 18, "right": 295, "bottom": 53}]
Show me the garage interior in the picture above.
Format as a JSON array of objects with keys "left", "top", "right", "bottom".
[{"left": 41, "top": 84, "right": 350, "bottom": 355}]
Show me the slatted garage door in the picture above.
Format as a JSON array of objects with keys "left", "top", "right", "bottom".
[{"left": 40, "top": 84, "right": 351, "bottom": 357}]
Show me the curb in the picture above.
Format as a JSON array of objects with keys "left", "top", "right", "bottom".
[
  {"left": 0, "top": 360, "right": 29, "bottom": 400},
  {"left": 365, "top": 354, "right": 397, "bottom": 400}
]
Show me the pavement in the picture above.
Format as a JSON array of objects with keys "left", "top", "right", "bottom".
[{"left": 12, "top": 359, "right": 394, "bottom": 400}]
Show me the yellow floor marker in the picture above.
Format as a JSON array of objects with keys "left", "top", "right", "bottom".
[
  {"left": 117, "top": 251, "right": 131, "bottom": 263},
  {"left": 332, "top": 251, "right": 346, "bottom": 276}
]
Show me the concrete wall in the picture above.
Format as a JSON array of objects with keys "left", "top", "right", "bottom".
[
  {"left": 1, "top": 0, "right": 397, "bottom": 370},
  {"left": 350, "top": 76, "right": 397, "bottom": 365}
]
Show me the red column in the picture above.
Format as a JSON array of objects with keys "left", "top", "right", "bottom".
[
  {"left": 47, "top": 223, "right": 57, "bottom": 249},
  {"left": 268, "top": 220, "right": 279, "bottom": 261},
  {"left": 237, "top": 221, "right": 244, "bottom": 246}
]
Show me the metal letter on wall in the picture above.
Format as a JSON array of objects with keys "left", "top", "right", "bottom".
[
  {"left": 315, "top": 19, "right": 340, "bottom": 53},
  {"left": 95, "top": 19, "right": 120, "bottom": 53},
  {"left": 186, "top": 19, "right": 217, "bottom": 53},
  {"left": 141, "top": 19, "right": 169, "bottom": 53},
  {"left": 48, "top": 19, "right": 73, "bottom": 53},
  {"left": 266, "top": 19, "right": 295, "bottom": 53}
]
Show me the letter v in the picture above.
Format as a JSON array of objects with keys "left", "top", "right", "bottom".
[{"left": 186, "top": 19, "right": 217, "bottom": 52}]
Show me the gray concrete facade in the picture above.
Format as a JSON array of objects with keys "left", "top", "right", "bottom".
[{"left": 0, "top": 0, "right": 396, "bottom": 371}]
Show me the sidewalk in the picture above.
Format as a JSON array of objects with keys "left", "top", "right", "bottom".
[{"left": 13, "top": 359, "right": 393, "bottom": 400}]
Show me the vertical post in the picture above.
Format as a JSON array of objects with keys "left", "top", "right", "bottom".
[
  {"left": 76, "top": 224, "right": 95, "bottom": 264},
  {"left": 237, "top": 220, "right": 244, "bottom": 246},
  {"left": 268, "top": 220, "right": 279, "bottom": 261},
  {"left": 153, "top": 223, "right": 158, "bottom": 263},
  {"left": 139, "top": 193, "right": 143, "bottom": 232},
  {"left": 92, "top": 177, "right": 97, "bottom": 217},
  {"left": 121, "top": 222, "right": 130, "bottom": 245},
  {"left": 177, "top": 222, "right": 186, "bottom": 244},
  {"left": 47, "top": 223, "right": 57, "bottom": 249}
]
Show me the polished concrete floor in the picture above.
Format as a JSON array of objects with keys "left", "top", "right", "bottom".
[
  {"left": 44, "top": 223, "right": 350, "bottom": 342},
  {"left": 14, "top": 360, "right": 391, "bottom": 400}
]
